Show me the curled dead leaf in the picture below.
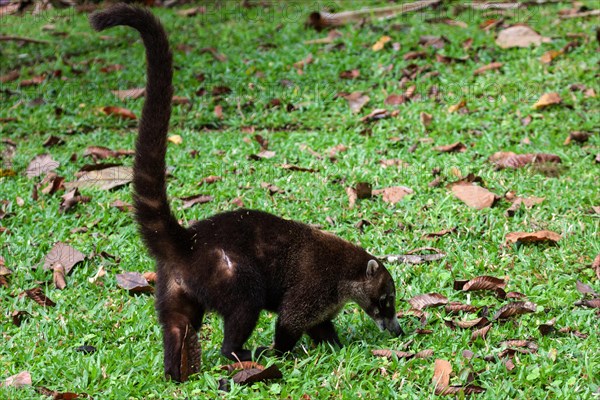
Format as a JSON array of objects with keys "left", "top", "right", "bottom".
[
  {"left": 505, "top": 230, "right": 561, "bottom": 245},
  {"left": 492, "top": 301, "right": 537, "bottom": 320},
  {"left": 489, "top": 151, "right": 561, "bottom": 169},
  {"left": 408, "top": 293, "right": 448, "bottom": 310},
  {"left": 451, "top": 183, "right": 497, "bottom": 209},
  {"left": 232, "top": 364, "right": 282, "bottom": 385},
  {"left": 26, "top": 154, "right": 59, "bottom": 178},
  {"left": 434, "top": 142, "right": 467, "bottom": 153},
  {"left": 532, "top": 92, "right": 561, "bottom": 109},
  {"left": 445, "top": 302, "right": 479, "bottom": 314},
  {"left": 373, "top": 186, "right": 413, "bottom": 204},
  {"left": 23, "top": 287, "right": 56, "bottom": 307},
  {"left": 116, "top": 272, "right": 154, "bottom": 294},
  {"left": 101, "top": 106, "right": 137, "bottom": 120},
  {"left": 1, "top": 371, "right": 32, "bottom": 388},
  {"left": 496, "top": 25, "right": 550, "bottom": 48},
  {"left": 473, "top": 62, "right": 503, "bottom": 75},
  {"left": 471, "top": 324, "right": 492, "bottom": 341},
  {"left": 462, "top": 276, "right": 506, "bottom": 292}
]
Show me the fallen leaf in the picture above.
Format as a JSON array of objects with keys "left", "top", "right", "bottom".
[
  {"left": 575, "top": 280, "right": 597, "bottom": 296},
  {"left": 343, "top": 92, "right": 370, "bottom": 113},
  {"left": 445, "top": 302, "right": 479, "bottom": 314},
  {"left": 532, "top": 92, "right": 561, "bottom": 109},
  {"left": 372, "top": 349, "right": 417, "bottom": 359},
  {"left": 279, "top": 164, "right": 318, "bottom": 173},
  {"left": 177, "top": 6, "right": 206, "bottom": 17},
  {"left": 100, "top": 64, "right": 124, "bottom": 73},
  {"left": 111, "top": 87, "right": 145, "bottom": 100},
  {"left": 116, "top": 272, "right": 153, "bottom": 294},
  {"left": 221, "top": 361, "right": 264, "bottom": 373},
  {"left": 60, "top": 188, "right": 91, "bottom": 212},
  {"left": 489, "top": 151, "right": 561, "bottom": 169},
  {"left": 43, "top": 242, "right": 85, "bottom": 274},
  {"left": 422, "top": 228, "right": 456, "bottom": 239},
  {"left": 168, "top": 135, "right": 183, "bottom": 145},
  {"left": 471, "top": 324, "right": 492, "bottom": 340},
  {"left": 143, "top": 271, "right": 157, "bottom": 284},
  {"left": 505, "top": 230, "right": 561, "bottom": 245},
  {"left": 384, "top": 94, "right": 406, "bottom": 106},
  {"left": 451, "top": 183, "right": 497, "bottom": 209},
  {"left": 232, "top": 364, "right": 282, "bottom": 385},
  {"left": 200, "top": 47, "right": 227, "bottom": 62},
  {"left": 0, "top": 69, "right": 20, "bottom": 83},
  {"left": 496, "top": 25, "right": 550, "bottom": 48},
  {"left": 420, "top": 112, "right": 433, "bottom": 127},
  {"left": 327, "top": 144, "right": 348, "bottom": 159},
  {"left": 249, "top": 150, "right": 276, "bottom": 160},
  {"left": 101, "top": 106, "right": 137, "bottom": 120},
  {"left": 473, "top": 62, "right": 503, "bottom": 75},
  {"left": 346, "top": 187, "right": 357, "bottom": 209},
  {"left": 574, "top": 299, "right": 600, "bottom": 308},
  {"left": 564, "top": 131, "right": 591, "bottom": 145},
  {"left": 540, "top": 49, "right": 563, "bottom": 64},
  {"left": 447, "top": 99, "right": 466, "bottom": 113},
  {"left": 355, "top": 182, "right": 372, "bottom": 199},
  {"left": 462, "top": 276, "right": 506, "bottom": 292},
  {"left": 23, "top": 287, "right": 56, "bottom": 307},
  {"left": 180, "top": 194, "right": 214, "bottom": 209},
  {"left": 42, "top": 135, "right": 65, "bottom": 148},
  {"left": 339, "top": 69, "right": 360, "bottom": 79},
  {"left": 214, "top": 104, "right": 223, "bottom": 119},
  {"left": 408, "top": 293, "right": 448, "bottom": 310},
  {"left": 261, "top": 182, "right": 283, "bottom": 195},
  {"left": 372, "top": 35, "right": 392, "bottom": 51},
  {"left": 11, "top": 310, "right": 30, "bottom": 327},
  {"left": 1, "top": 371, "right": 32, "bottom": 388},
  {"left": 26, "top": 154, "right": 59, "bottom": 178},
  {"left": 52, "top": 263, "right": 67, "bottom": 290},
  {"left": 64, "top": 166, "right": 133, "bottom": 191},
  {"left": 293, "top": 53, "right": 313, "bottom": 71},
  {"left": 593, "top": 254, "right": 600, "bottom": 280},
  {"left": 360, "top": 109, "right": 390, "bottom": 122},
  {"left": 373, "top": 186, "right": 413, "bottom": 204},
  {"left": 382, "top": 251, "right": 445, "bottom": 265},
  {"left": 84, "top": 146, "right": 134, "bottom": 160},
  {"left": 493, "top": 301, "right": 537, "bottom": 320},
  {"left": 110, "top": 199, "right": 133, "bottom": 212},
  {"left": 437, "top": 385, "right": 486, "bottom": 395},
  {"left": 304, "top": 30, "right": 342, "bottom": 45},
  {"left": 432, "top": 359, "right": 451, "bottom": 390},
  {"left": 435, "top": 142, "right": 466, "bottom": 153},
  {"left": 450, "top": 317, "right": 490, "bottom": 329},
  {"left": 75, "top": 345, "right": 97, "bottom": 354}
]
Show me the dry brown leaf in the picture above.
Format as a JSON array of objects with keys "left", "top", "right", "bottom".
[
  {"left": 420, "top": 112, "right": 433, "bottom": 128},
  {"left": 42, "top": 242, "right": 85, "bottom": 274},
  {"left": 463, "top": 276, "right": 506, "bottom": 292},
  {"left": 168, "top": 135, "right": 183, "bottom": 145},
  {"left": 496, "top": 25, "right": 550, "bottom": 48},
  {"left": 0, "top": 69, "right": 20, "bottom": 83},
  {"left": 408, "top": 293, "right": 448, "bottom": 310},
  {"left": 384, "top": 94, "right": 406, "bottom": 106},
  {"left": 360, "top": 109, "right": 390, "bottom": 122},
  {"left": 540, "top": 50, "right": 563, "bottom": 64},
  {"left": 1, "top": 371, "right": 32, "bottom": 388},
  {"left": 293, "top": 53, "right": 314, "bottom": 71},
  {"left": 143, "top": 271, "right": 157, "bottom": 284},
  {"left": 64, "top": 166, "right": 133, "bottom": 191},
  {"left": 574, "top": 298, "right": 600, "bottom": 308},
  {"left": 489, "top": 151, "right": 561, "bottom": 169},
  {"left": 473, "top": 62, "right": 503, "bottom": 75},
  {"left": 339, "top": 69, "right": 360, "bottom": 79},
  {"left": 576, "top": 280, "right": 597, "bottom": 296},
  {"left": 447, "top": 99, "right": 466, "bottom": 113},
  {"left": 432, "top": 359, "right": 451, "bottom": 389},
  {"left": 437, "top": 385, "right": 486, "bottom": 395},
  {"left": 221, "top": 361, "right": 265, "bottom": 373},
  {"left": 26, "top": 154, "right": 59, "bottom": 178},
  {"left": 101, "top": 106, "right": 137, "bottom": 120},
  {"left": 445, "top": 302, "right": 478, "bottom": 314},
  {"left": 532, "top": 92, "right": 561, "bottom": 109},
  {"left": 345, "top": 187, "right": 357, "bottom": 209},
  {"left": 373, "top": 35, "right": 392, "bottom": 51},
  {"left": 52, "top": 263, "right": 67, "bottom": 290},
  {"left": 471, "top": 324, "right": 492, "bottom": 341},
  {"left": 372, "top": 186, "right": 413, "bottom": 204},
  {"left": 11, "top": 310, "right": 30, "bottom": 327},
  {"left": 451, "top": 183, "right": 497, "bottom": 209},
  {"left": 505, "top": 230, "right": 561, "bottom": 245},
  {"left": 116, "top": 272, "right": 154, "bottom": 294},
  {"left": 493, "top": 301, "right": 537, "bottom": 320},
  {"left": 343, "top": 92, "right": 370, "bottom": 113},
  {"left": 199, "top": 47, "right": 227, "bottom": 62},
  {"left": 304, "top": 30, "right": 342, "bottom": 45},
  {"left": 564, "top": 131, "right": 591, "bottom": 145},
  {"left": 177, "top": 6, "right": 206, "bottom": 17},
  {"left": 232, "top": 364, "right": 282, "bottom": 385},
  {"left": 24, "top": 287, "right": 56, "bottom": 307},
  {"left": 111, "top": 87, "right": 145, "bottom": 100},
  {"left": 593, "top": 254, "right": 600, "bottom": 280},
  {"left": 452, "top": 317, "right": 489, "bottom": 329},
  {"left": 435, "top": 142, "right": 467, "bottom": 153},
  {"left": 372, "top": 349, "right": 416, "bottom": 359},
  {"left": 180, "top": 194, "right": 214, "bottom": 209},
  {"left": 84, "top": 146, "right": 134, "bottom": 160}
]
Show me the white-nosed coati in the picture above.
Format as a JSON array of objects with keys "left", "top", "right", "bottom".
[{"left": 90, "top": 4, "right": 402, "bottom": 382}]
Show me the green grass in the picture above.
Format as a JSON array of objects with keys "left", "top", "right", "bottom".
[{"left": 1, "top": 0, "right": 599, "bottom": 398}]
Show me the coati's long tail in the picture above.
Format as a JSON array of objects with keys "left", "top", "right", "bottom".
[{"left": 90, "top": 4, "right": 190, "bottom": 261}]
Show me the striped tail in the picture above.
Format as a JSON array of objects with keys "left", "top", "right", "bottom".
[{"left": 90, "top": 4, "right": 190, "bottom": 262}]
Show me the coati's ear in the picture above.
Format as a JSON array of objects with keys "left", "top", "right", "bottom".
[{"left": 366, "top": 259, "right": 379, "bottom": 279}]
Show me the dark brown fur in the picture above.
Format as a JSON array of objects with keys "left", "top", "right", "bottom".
[{"left": 90, "top": 4, "right": 402, "bottom": 382}]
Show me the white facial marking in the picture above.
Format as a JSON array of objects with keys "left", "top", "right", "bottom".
[{"left": 222, "top": 250, "right": 233, "bottom": 270}]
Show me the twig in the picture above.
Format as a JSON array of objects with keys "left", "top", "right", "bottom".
[
  {"left": 306, "top": 0, "right": 441, "bottom": 30},
  {"left": 0, "top": 35, "right": 49, "bottom": 44},
  {"left": 559, "top": 9, "right": 600, "bottom": 19}
]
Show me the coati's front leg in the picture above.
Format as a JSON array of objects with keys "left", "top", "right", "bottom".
[
  {"left": 221, "top": 308, "right": 261, "bottom": 361},
  {"left": 307, "top": 320, "right": 342, "bottom": 347},
  {"left": 159, "top": 305, "right": 204, "bottom": 382}
]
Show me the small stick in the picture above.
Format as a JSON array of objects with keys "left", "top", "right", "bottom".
[{"left": 0, "top": 35, "right": 50, "bottom": 44}]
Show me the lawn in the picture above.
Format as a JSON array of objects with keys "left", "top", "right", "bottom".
[{"left": 0, "top": 0, "right": 599, "bottom": 398}]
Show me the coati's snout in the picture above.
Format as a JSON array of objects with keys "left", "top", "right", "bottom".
[{"left": 359, "top": 260, "right": 404, "bottom": 337}]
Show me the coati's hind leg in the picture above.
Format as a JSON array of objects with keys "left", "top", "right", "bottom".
[
  {"left": 221, "top": 308, "right": 261, "bottom": 361},
  {"left": 307, "top": 320, "right": 342, "bottom": 347},
  {"left": 159, "top": 301, "right": 204, "bottom": 382}
]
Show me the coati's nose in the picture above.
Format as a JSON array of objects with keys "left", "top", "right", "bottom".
[{"left": 384, "top": 316, "right": 403, "bottom": 337}]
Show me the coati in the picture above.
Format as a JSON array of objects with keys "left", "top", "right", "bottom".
[{"left": 89, "top": 4, "right": 402, "bottom": 382}]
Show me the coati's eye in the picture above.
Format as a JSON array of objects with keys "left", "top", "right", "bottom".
[{"left": 379, "top": 294, "right": 395, "bottom": 309}]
